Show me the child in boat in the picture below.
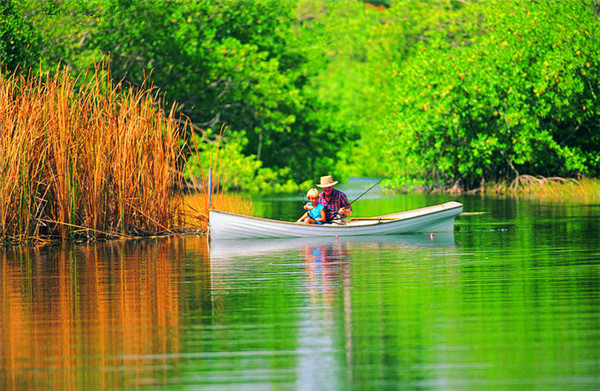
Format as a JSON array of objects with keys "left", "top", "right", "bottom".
[{"left": 297, "top": 188, "right": 326, "bottom": 224}]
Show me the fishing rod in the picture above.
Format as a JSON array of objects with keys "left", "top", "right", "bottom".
[
  {"left": 349, "top": 173, "right": 393, "bottom": 206},
  {"left": 291, "top": 170, "right": 310, "bottom": 206}
]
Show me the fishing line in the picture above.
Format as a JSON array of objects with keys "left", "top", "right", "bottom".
[{"left": 349, "top": 173, "right": 393, "bottom": 206}]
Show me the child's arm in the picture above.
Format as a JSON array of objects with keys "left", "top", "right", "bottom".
[
  {"left": 297, "top": 211, "right": 308, "bottom": 223},
  {"left": 316, "top": 208, "right": 326, "bottom": 223}
]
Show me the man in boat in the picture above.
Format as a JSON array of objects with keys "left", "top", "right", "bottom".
[{"left": 315, "top": 175, "right": 352, "bottom": 224}]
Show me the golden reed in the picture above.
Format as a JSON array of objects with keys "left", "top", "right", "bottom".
[
  {"left": 182, "top": 124, "right": 253, "bottom": 230},
  {"left": 0, "top": 63, "right": 253, "bottom": 243},
  {"left": 489, "top": 175, "right": 600, "bottom": 202},
  {"left": 0, "top": 62, "right": 184, "bottom": 242}
]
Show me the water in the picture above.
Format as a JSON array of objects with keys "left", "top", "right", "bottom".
[{"left": 2, "top": 190, "right": 600, "bottom": 390}]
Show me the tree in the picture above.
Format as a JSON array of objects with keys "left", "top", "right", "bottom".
[
  {"left": 29, "top": 0, "right": 347, "bottom": 185},
  {"left": 382, "top": 0, "right": 600, "bottom": 189}
]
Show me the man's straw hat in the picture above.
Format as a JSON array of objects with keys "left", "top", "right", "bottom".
[{"left": 317, "top": 175, "right": 338, "bottom": 188}]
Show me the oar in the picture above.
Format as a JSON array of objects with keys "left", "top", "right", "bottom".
[{"left": 349, "top": 173, "right": 393, "bottom": 206}]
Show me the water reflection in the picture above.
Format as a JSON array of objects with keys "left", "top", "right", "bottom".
[
  {"left": 3, "top": 207, "right": 599, "bottom": 390},
  {"left": 297, "top": 240, "right": 350, "bottom": 391},
  {"left": 1, "top": 237, "right": 210, "bottom": 390},
  {"left": 209, "top": 233, "right": 456, "bottom": 261},
  {"left": 209, "top": 233, "right": 457, "bottom": 389}
]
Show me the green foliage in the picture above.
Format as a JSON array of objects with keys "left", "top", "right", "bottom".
[
  {"left": 296, "top": 0, "right": 463, "bottom": 178},
  {"left": 296, "top": 0, "right": 388, "bottom": 177},
  {"left": 185, "top": 131, "right": 299, "bottom": 193},
  {"left": 8, "top": 0, "right": 600, "bottom": 192},
  {"left": 25, "top": 0, "right": 347, "bottom": 184},
  {"left": 383, "top": 0, "right": 600, "bottom": 189},
  {"left": 0, "top": 0, "right": 41, "bottom": 72},
  {"left": 294, "top": 0, "right": 600, "bottom": 190},
  {"left": 0, "top": 1, "right": 299, "bottom": 188}
]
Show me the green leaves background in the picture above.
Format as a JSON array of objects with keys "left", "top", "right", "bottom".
[{"left": 2, "top": 0, "right": 599, "bottom": 191}]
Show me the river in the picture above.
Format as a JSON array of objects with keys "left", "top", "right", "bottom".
[{"left": 2, "top": 182, "right": 599, "bottom": 390}]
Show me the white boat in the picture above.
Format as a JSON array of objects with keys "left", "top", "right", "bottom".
[{"left": 209, "top": 201, "right": 463, "bottom": 240}]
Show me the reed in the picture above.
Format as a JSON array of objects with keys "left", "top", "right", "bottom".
[
  {"left": 0, "top": 63, "right": 184, "bottom": 243},
  {"left": 487, "top": 175, "right": 600, "bottom": 202},
  {"left": 182, "top": 192, "right": 254, "bottom": 232},
  {"left": 182, "top": 124, "right": 254, "bottom": 232}
]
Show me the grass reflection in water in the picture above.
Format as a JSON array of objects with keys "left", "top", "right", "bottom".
[{"left": 1, "top": 237, "right": 209, "bottom": 390}]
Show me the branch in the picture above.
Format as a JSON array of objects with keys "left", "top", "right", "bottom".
[
  {"left": 499, "top": 149, "right": 519, "bottom": 178},
  {"left": 558, "top": 124, "right": 581, "bottom": 146}
]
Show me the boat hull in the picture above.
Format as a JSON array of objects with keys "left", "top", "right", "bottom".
[{"left": 209, "top": 201, "right": 463, "bottom": 240}]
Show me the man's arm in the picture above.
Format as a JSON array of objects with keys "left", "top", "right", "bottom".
[{"left": 338, "top": 192, "right": 353, "bottom": 217}]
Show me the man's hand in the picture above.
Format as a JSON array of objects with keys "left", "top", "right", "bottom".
[{"left": 338, "top": 207, "right": 351, "bottom": 216}]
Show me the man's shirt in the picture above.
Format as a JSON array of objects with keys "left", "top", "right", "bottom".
[{"left": 318, "top": 188, "right": 352, "bottom": 221}]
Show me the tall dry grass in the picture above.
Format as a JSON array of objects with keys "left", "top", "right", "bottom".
[
  {"left": 488, "top": 175, "right": 600, "bottom": 202},
  {"left": 182, "top": 124, "right": 254, "bottom": 231},
  {"left": 182, "top": 192, "right": 254, "bottom": 231},
  {"left": 0, "top": 63, "right": 184, "bottom": 243}
]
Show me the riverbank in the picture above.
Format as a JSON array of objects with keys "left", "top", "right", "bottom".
[
  {"left": 0, "top": 62, "right": 251, "bottom": 245},
  {"left": 433, "top": 176, "right": 600, "bottom": 203},
  {"left": 2, "top": 64, "right": 597, "bottom": 245},
  {"left": 488, "top": 176, "right": 600, "bottom": 202}
]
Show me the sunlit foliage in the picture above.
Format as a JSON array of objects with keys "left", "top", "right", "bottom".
[{"left": 382, "top": 0, "right": 600, "bottom": 189}]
